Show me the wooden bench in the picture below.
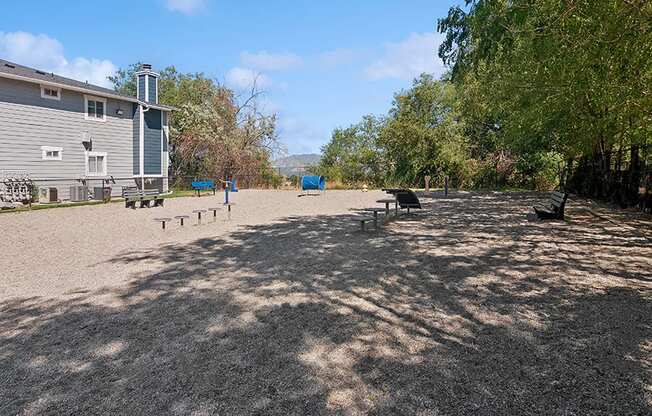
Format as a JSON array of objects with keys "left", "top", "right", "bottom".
[
  {"left": 123, "top": 188, "right": 166, "bottom": 209},
  {"left": 534, "top": 191, "right": 569, "bottom": 220},
  {"left": 191, "top": 180, "right": 216, "bottom": 197}
]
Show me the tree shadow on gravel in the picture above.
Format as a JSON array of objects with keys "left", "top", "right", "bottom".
[{"left": 1, "top": 192, "right": 650, "bottom": 415}]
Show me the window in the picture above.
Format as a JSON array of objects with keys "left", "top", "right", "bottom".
[
  {"left": 85, "top": 152, "right": 107, "bottom": 176},
  {"left": 84, "top": 95, "right": 106, "bottom": 121},
  {"left": 41, "top": 146, "right": 63, "bottom": 161},
  {"left": 40, "top": 85, "right": 61, "bottom": 101}
]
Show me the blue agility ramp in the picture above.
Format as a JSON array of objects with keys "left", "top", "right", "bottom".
[
  {"left": 299, "top": 175, "right": 325, "bottom": 196},
  {"left": 301, "top": 175, "right": 325, "bottom": 191}
]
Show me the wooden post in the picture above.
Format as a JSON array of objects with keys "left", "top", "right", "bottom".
[
  {"left": 425, "top": 175, "right": 431, "bottom": 193},
  {"left": 444, "top": 176, "right": 449, "bottom": 196}
]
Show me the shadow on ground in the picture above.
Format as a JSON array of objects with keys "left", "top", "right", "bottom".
[{"left": 1, "top": 192, "right": 651, "bottom": 415}]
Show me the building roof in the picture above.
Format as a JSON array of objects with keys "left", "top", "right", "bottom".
[{"left": 0, "top": 58, "right": 174, "bottom": 111}]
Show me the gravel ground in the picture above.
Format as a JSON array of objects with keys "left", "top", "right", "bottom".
[
  {"left": 0, "top": 190, "right": 650, "bottom": 415},
  {"left": 0, "top": 190, "right": 385, "bottom": 298}
]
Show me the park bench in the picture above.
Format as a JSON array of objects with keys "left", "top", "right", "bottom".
[
  {"left": 123, "top": 187, "right": 166, "bottom": 209},
  {"left": 533, "top": 191, "right": 569, "bottom": 220},
  {"left": 396, "top": 190, "right": 422, "bottom": 214},
  {"left": 191, "top": 180, "right": 216, "bottom": 197}
]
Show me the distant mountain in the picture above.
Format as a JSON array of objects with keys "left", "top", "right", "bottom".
[{"left": 273, "top": 153, "right": 321, "bottom": 176}]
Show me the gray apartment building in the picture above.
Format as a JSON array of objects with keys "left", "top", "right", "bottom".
[{"left": 0, "top": 60, "right": 173, "bottom": 202}]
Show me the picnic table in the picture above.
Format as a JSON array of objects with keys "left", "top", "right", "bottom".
[
  {"left": 361, "top": 207, "right": 386, "bottom": 228},
  {"left": 377, "top": 198, "right": 397, "bottom": 216}
]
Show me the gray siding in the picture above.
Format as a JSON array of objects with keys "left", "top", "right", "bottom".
[
  {"left": 138, "top": 75, "right": 145, "bottom": 101},
  {"left": 0, "top": 77, "right": 136, "bottom": 200},
  {"left": 148, "top": 75, "right": 157, "bottom": 103},
  {"left": 143, "top": 109, "right": 161, "bottom": 175},
  {"left": 132, "top": 104, "right": 140, "bottom": 175}
]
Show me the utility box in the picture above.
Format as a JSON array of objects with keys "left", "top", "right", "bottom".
[
  {"left": 38, "top": 187, "right": 58, "bottom": 203},
  {"left": 92, "top": 187, "right": 111, "bottom": 202},
  {"left": 70, "top": 186, "right": 88, "bottom": 202}
]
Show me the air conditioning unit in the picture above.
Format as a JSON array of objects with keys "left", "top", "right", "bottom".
[
  {"left": 92, "top": 187, "right": 111, "bottom": 201},
  {"left": 38, "top": 187, "right": 58, "bottom": 203},
  {"left": 69, "top": 186, "right": 88, "bottom": 202}
]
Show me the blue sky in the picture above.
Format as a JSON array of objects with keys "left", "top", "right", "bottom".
[{"left": 1, "top": 0, "right": 457, "bottom": 156}]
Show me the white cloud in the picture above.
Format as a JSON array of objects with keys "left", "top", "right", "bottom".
[
  {"left": 240, "top": 51, "right": 303, "bottom": 71},
  {"left": 57, "top": 58, "right": 118, "bottom": 88},
  {"left": 0, "top": 31, "right": 116, "bottom": 87},
  {"left": 364, "top": 32, "right": 445, "bottom": 81},
  {"left": 225, "top": 67, "right": 271, "bottom": 90},
  {"left": 318, "top": 48, "right": 357, "bottom": 69},
  {"left": 278, "top": 116, "right": 327, "bottom": 154},
  {"left": 165, "top": 0, "right": 206, "bottom": 15}
]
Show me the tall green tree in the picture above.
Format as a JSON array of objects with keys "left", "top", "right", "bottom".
[
  {"left": 438, "top": 0, "right": 652, "bottom": 160},
  {"left": 380, "top": 74, "right": 469, "bottom": 186},
  {"left": 438, "top": 0, "right": 652, "bottom": 198},
  {"left": 316, "top": 115, "right": 386, "bottom": 186}
]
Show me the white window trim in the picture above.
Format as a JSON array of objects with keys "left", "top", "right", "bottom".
[
  {"left": 161, "top": 111, "right": 166, "bottom": 175},
  {"left": 40, "top": 85, "right": 61, "bottom": 101},
  {"left": 41, "top": 146, "right": 63, "bottom": 161},
  {"left": 85, "top": 151, "right": 108, "bottom": 176},
  {"left": 84, "top": 95, "right": 107, "bottom": 122}
]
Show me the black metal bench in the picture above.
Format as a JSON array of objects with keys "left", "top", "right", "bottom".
[
  {"left": 534, "top": 191, "right": 569, "bottom": 220},
  {"left": 123, "top": 188, "right": 166, "bottom": 209},
  {"left": 396, "top": 190, "right": 422, "bottom": 214}
]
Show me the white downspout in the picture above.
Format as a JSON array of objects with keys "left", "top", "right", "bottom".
[{"left": 140, "top": 105, "right": 150, "bottom": 191}]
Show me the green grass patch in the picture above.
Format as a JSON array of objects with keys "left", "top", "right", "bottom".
[
  {"left": 0, "top": 189, "right": 221, "bottom": 215},
  {"left": 0, "top": 199, "right": 123, "bottom": 214},
  {"left": 167, "top": 189, "right": 221, "bottom": 198}
]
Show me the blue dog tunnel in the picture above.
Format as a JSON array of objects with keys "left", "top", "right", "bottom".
[{"left": 301, "top": 175, "right": 326, "bottom": 191}]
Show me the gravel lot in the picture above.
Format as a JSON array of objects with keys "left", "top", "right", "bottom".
[
  {"left": 0, "top": 190, "right": 386, "bottom": 298},
  {"left": 1, "top": 190, "right": 651, "bottom": 415}
]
